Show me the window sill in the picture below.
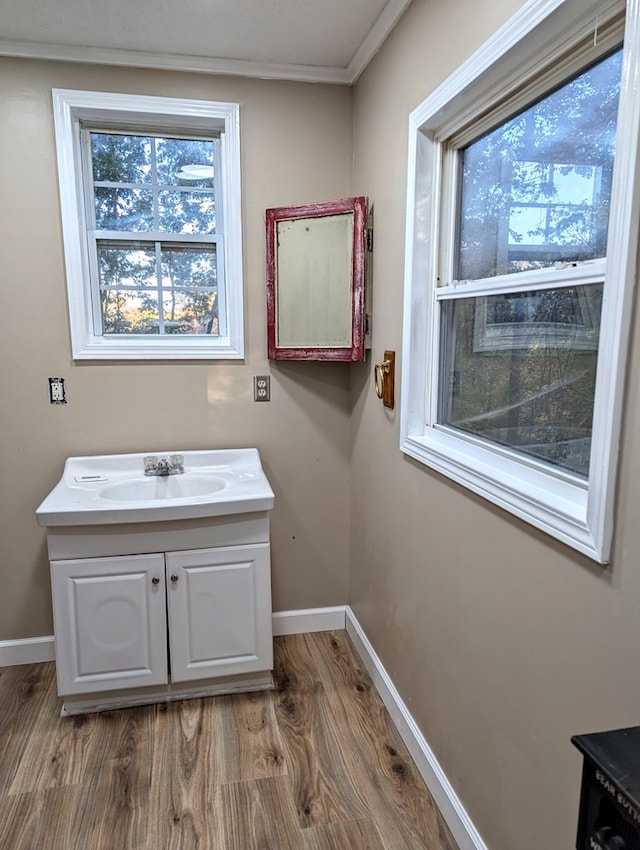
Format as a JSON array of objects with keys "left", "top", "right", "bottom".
[
  {"left": 400, "top": 430, "right": 601, "bottom": 560},
  {"left": 71, "top": 335, "right": 244, "bottom": 361}
]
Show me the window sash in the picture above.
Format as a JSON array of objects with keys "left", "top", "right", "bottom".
[
  {"left": 434, "top": 258, "right": 606, "bottom": 300},
  {"left": 82, "top": 128, "right": 220, "bottom": 234},
  {"left": 436, "top": 284, "right": 603, "bottom": 479},
  {"left": 449, "top": 46, "right": 621, "bottom": 285},
  {"left": 86, "top": 236, "right": 226, "bottom": 338},
  {"left": 427, "top": 265, "right": 605, "bottom": 478}
]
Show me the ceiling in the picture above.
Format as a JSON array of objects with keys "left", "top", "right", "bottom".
[{"left": 0, "top": 0, "right": 413, "bottom": 84}]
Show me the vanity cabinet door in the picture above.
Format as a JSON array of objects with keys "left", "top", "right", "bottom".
[
  {"left": 166, "top": 544, "right": 273, "bottom": 683},
  {"left": 50, "top": 553, "right": 168, "bottom": 695}
]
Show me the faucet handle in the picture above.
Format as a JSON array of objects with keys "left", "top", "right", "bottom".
[
  {"left": 143, "top": 455, "right": 158, "bottom": 474},
  {"left": 169, "top": 454, "right": 184, "bottom": 472}
]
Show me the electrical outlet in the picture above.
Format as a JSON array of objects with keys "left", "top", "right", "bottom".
[
  {"left": 48, "top": 377, "right": 67, "bottom": 405},
  {"left": 253, "top": 375, "right": 270, "bottom": 402}
]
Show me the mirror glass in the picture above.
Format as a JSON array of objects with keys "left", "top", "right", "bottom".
[{"left": 275, "top": 213, "right": 354, "bottom": 348}]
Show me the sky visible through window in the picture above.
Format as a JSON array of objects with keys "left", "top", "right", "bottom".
[{"left": 508, "top": 162, "right": 600, "bottom": 246}]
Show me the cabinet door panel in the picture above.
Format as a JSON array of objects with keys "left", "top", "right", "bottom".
[
  {"left": 166, "top": 544, "right": 272, "bottom": 682},
  {"left": 51, "top": 554, "right": 167, "bottom": 695}
]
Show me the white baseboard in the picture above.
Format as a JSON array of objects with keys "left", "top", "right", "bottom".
[
  {"left": 0, "top": 607, "right": 348, "bottom": 667},
  {"left": 0, "top": 635, "right": 55, "bottom": 667},
  {"left": 1, "top": 606, "right": 484, "bottom": 850},
  {"left": 272, "top": 605, "right": 347, "bottom": 635},
  {"left": 345, "top": 607, "right": 488, "bottom": 850}
]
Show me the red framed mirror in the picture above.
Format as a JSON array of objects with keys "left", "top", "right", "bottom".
[{"left": 266, "top": 196, "right": 367, "bottom": 361}]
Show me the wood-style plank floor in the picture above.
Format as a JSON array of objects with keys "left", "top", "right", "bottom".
[{"left": 0, "top": 631, "right": 459, "bottom": 850}]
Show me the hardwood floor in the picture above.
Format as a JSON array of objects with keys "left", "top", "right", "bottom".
[{"left": 0, "top": 631, "right": 459, "bottom": 850}]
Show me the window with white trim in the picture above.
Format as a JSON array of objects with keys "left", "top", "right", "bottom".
[
  {"left": 53, "top": 90, "right": 244, "bottom": 359},
  {"left": 400, "top": 0, "right": 640, "bottom": 562}
]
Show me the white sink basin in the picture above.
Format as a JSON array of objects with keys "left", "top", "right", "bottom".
[
  {"left": 36, "top": 449, "right": 275, "bottom": 527},
  {"left": 100, "top": 474, "right": 227, "bottom": 502}
]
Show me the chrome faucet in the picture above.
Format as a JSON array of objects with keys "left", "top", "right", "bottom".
[{"left": 143, "top": 454, "right": 184, "bottom": 476}]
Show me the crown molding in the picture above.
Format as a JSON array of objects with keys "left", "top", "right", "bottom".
[
  {"left": 0, "top": 39, "right": 353, "bottom": 85},
  {"left": 347, "top": 0, "right": 414, "bottom": 82}
]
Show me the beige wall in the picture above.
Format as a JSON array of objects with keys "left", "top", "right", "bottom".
[
  {"left": 350, "top": 1, "right": 640, "bottom": 849},
  {"left": 0, "top": 58, "right": 353, "bottom": 639},
  {"left": 5, "top": 4, "right": 640, "bottom": 848}
]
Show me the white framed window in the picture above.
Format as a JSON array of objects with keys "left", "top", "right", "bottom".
[
  {"left": 400, "top": 0, "right": 640, "bottom": 562},
  {"left": 52, "top": 90, "right": 244, "bottom": 359}
]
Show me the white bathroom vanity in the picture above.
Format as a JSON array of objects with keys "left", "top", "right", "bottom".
[{"left": 36, "top": 449, "right": 275, "bottom": 715}]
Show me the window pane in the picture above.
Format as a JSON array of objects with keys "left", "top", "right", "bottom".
[
  {"left": 94, "top": 188, "right": 154, "bottom": 231},
  {"left": 97, "top": 242, "right": 157, "bottom": 288},
  {"left": 160, "top": 244, "right": 217, "bottom": 289},
  {"left": 160, "top": 245, "right": 218, "bottom": 334},
  {"left": 457, "top": 49, "right": 622, "bottom": 281},
  {"left": 100, "top": 290, "right": 160, "bottom": 335},
  {"left": 158, "top": 191, "right": 216, "bottom": 234},
  {"left": 439, "top": 284, "right": 603, "bottom": 477},
  {"left": 91, "top": 133, "right": 151, "bottom": 183},
  {"left": 155, "top": 138, "right": 215, "bottom": 188},
  {"left": 161, "top": 290, "right": 218, "bottom": 335}
]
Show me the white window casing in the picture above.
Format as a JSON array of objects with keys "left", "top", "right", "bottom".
[
  {"left": 52, "top": 90, "right": 244, "bottom": 360},
  {"left": 400, "top": 0, "right": 640, "bottom": 562}
]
